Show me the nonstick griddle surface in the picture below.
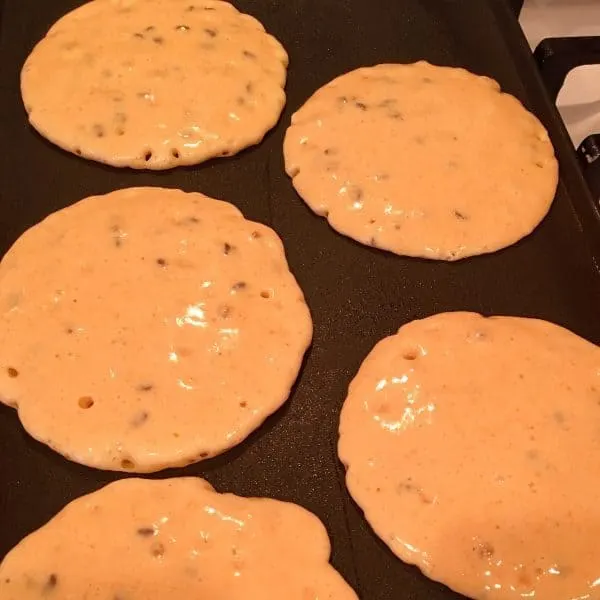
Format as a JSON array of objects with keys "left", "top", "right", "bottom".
[{"left": 1, "top": 1, "right": 600, "bottom": 598}]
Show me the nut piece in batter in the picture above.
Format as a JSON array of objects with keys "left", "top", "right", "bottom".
[
  {"left": 0, "top": 187, "right": 312, "bottom": 472},
  {"left": 284, "top": 62, "right": 558, "bottom": 260},
  {"left": 0, "top": 477, "right": 358, "bottom": 600},
  {"left": 339, "top": 312, "right": 600, "bottom": 599},
  {"left": 21, "top": 0, "right": 288, "bottom": 169}
]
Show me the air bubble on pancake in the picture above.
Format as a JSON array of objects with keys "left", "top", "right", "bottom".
[
  {"left": 402, "top": 349, "right": 418, "bottom": 360},
  {"left": 120, "top": 458, "right": 136, "bottom": 470},
  {"left": 78, "top": 396, "right": 94, "bottom": 409}
]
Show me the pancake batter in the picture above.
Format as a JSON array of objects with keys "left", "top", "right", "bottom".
[
  {"left": 339, "top": 312, "right": 600, "bottom": 599},
  {"left": 0, "top": 187, "right": 312, "bottom": 472},
  {"left": 21, "top": 0, "right": 288, "bottom": 169},
  {"left": 284, "top": 62, "right": 558, "bottom": 260},
  {"left": 0, "top": 477, "right": 358, "bottom": 599}
]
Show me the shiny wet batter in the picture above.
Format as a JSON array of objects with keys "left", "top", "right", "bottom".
[
  {"left": 0, "top": 187, "right": 312, "bottom": 472},
  {"left": 339, "top": 312, "right": 600, "bottom": 599},
  {"left": 284, "top": 62, "right": 558, "bottom": 260},
  {"left": 0, "top": 477, "right": 358, "bottom": 599},
  {"left": 21, "top": 0, "right": 288, "bottom": 169}
]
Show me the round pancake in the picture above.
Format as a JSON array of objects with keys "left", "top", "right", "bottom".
[
  {"left": 284, "top": 62, "right": 558, "bottom": 260},
  {"left": 338, "top": 312, "right": 600, "bottom": 599},
  {"left": 21, "top": 0, "right": 288, "bottom": 169},
  {"left": 0, "top": 187, "right": 312, "bottom": 472},
  {"left": 0, "top": 477, "right": 358, "bottom": 600}
]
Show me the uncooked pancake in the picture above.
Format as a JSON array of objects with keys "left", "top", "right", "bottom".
[
  {"left": 284, "top": 62, "right": 558, "bottom": 260},
  {"left": 21, "top": 0, "right": 288, "bottom": 169},
  {"left": 0, "top": 477, "right": 358, "bottom": 599},
  {"left": 0, "top": 187, "right": 312, "bottom": 472},
  {"left": 338, "top": 312, "right": 600, "bottom": 599}
]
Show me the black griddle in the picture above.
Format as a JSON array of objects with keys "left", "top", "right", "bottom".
[{"left": 1, "top": 1, "right": 600, "bottom": 598}]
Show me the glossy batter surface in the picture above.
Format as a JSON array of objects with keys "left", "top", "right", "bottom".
[
  {"left": 338, "top": 312, "right": 600, "bottom": 599},
  {"left": 0, "top": 187, "right": 312, "bottom": 472},
  {"left": 0, "top": 477, "right": 358, "bottom": 599},
  {"left": 284, "top": 62, "right": 558, "bottom": 260},
  {"left": 21, "top": 0, "right": 288, "bottom": 169}
]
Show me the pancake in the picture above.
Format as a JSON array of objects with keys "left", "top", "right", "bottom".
[
  {"left": 0, "top": 477, "right": 358, "bottom": 600},
  {"left": 0, "top": 187, "right": 312, "bottom": 472},
  {"left": 339, "top": 312, "right": 600, "bottom": 599},
  {"left": 21, "top": 0, "right": 288, "bottom": 169},
  {"left": 284, "top": 62, "right": 558, "bottom": 260}
]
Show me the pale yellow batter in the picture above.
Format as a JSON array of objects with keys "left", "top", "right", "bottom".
[
  {"left": 339, "top": 312, "right": 600, "bottom": 599},
  {"left": 21, "top": 0, "right": 288, "bottom": 169},
  {"left": 0, "top": 477, "right": 358, "bottom": 599},
  {"left": 0, "top": 187, "right": 312, "bottom": 472},
  {"left": 284, "top": 62, "right": 558, "bottom": 260}
]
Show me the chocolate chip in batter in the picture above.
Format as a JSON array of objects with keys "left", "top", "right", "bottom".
[
  {"left": 346, "top": 185, "right": 362, "bottom": 202},
  {"left": 111, "top": 225, "right": 125, "bottom": 247},
  {"left": 534, "top": 161, "right": 544, "bottom": 168},
  {"left": 204, "top": 28, "right": 217, "bottom": 38},
  {"left": 454, "top": 210, "right": 468, "bottom": 220},
  {"left": 136, "top": 526, "right": 155, "bottom": 537},
  {"left": 133, "top": 32, "right": 145, "bottom": 39},
  {"left": 137, "top": 383, "right": 154, "bottom": 392},
  {"left": 152, "top": 36, "right": 164, "bottom": 45},
  {"left": 553, "top": 411, "right": 569, "bottom": 429},
  {"left": 175, "top": 24, "right": 191, "bottom": 31},
  {"left": 171, "top": 148, "right": 180, "bottom": 159},
  {"left": 43, "top": 573, "right": 58, "bottom": 592},
  {"left": 223, "top": 242, "right": 235, "bottom": 255},
  {"left": 474, "top": 542, "right": 495, "bottom": 559},
  {"left": 250, "top": 230, "right": 262, "bottom": 239},
  {"left": 246, "top": 81, "right": 254, "bottom": 93},
  {"left": 145, "top": 26, "right": 156, "bottom": 32},
  {"left": 6, "top": 367, "right": 19, "bottom": 378},
  {"left": 151, "top": 542, "right": 165, "bottom": 557},
  {"left": 92, "top": 124, "right": 105, "bottom": 138},
  {"left": 78, "top": 396, "right": 94, "bottom": 409},
  {"left": 323, "top": 148, "right": 337, "bottom": 156},
  {"left": 185, "top": 4, "right": 197, "bottom": 10},
  {"left": 156, "top": 258, "right": 167, "bottom": 267},
  {"left": 231, "top": 281, "right": 247, "bottom": 292},
  {"left": 422, "top": 76, "right": 433, "bottom": 84},
  {"left": 260, "top": 290, "right": 273, "bottom": 299},
  {"left": 144, "top": 151, "right": 153, "bottom": 162},
  {"left": 199, "top": 451, "right": 209, "bottom": 458},
  {"left": 131, "top": 411, "right": 149, "bottom": 427},
  {"left": 355, "top": 101, "right": 367, "bottom": 111},
  {"left": 74, "top": 147, "right": 82, "bottom": 156},
  {"left": 242, "top": 50, "right": 256, "bottom": 59},
  {"left": 236, "top": 96, "right": 246, "bottom": 106},
  {"left": 239, "top": 401, "right": 248, "bottom": 408},
  {"left": 389, "top": 110, "right": 404, "bottom": 120}
]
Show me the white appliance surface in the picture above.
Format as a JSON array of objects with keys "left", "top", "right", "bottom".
[{"left": 520, "top": 0, "right": 600, "bottom": 147}]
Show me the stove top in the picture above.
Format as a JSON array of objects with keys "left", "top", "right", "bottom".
[{"left": 520, "top": 0, "right": 600, "bottom": 146}]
